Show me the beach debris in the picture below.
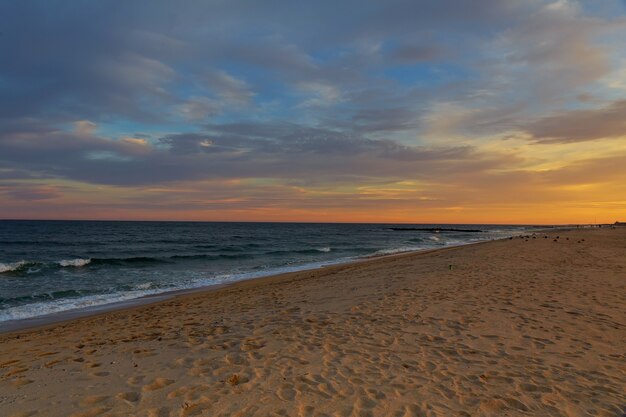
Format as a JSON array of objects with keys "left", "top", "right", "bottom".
[
  {"left": 448, "top": 264, "right": 454, "bottom": 270},
  {"left": 227, "top": 374, "right": 240, "bottom": 386}
]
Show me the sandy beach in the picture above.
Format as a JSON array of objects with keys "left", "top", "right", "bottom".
[{"left": 0, "top": 227, "right": 624, "bottom": 417}]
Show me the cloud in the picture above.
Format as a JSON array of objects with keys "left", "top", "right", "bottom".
[
  {"left": 0, "top": 184, "right": 61, "bottom": 201},
  {"left": 523, "top": 99, "right": 626, "bottom": 143},
  {"left": 1, "top": 0, "right": 625, "bottom": 222},
  {"left": 389, "top": 44, "right": 442, "bottom": 63},
  {"left": 74, "top": 120, "right": 97, "bottom": 136},
  {"left": 177, "top": 97, "right": 221, "bottom": 121},
  {"left": 296, "top": 82, "right": 343, "bottom": 107},
  {"left": 203, "top": 70, "right": 255, "bottom": 106},
  {"left": 539, "top": 154, "right": 626, "bottom": 184},
  {"left": 0, "top": 118, "right": 519, "bottom": 188}
]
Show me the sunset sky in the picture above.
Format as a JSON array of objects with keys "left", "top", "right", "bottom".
[{"left": 1, "top": 0, "right": 626, "bottom": 224}]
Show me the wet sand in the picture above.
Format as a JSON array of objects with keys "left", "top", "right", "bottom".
[{"left": 0, "top": 228, "right": 624, "bottom": 417}]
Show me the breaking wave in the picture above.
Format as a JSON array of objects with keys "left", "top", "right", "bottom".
[{"left": 58, "top": 258, "right": 91, "bottom": 267}]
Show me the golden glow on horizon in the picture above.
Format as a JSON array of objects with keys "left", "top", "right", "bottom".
[
  {"left": 1, "top": 171, "right": 625, "bottom": 224},
  {"left": 1, "top": 126, "right": 625, "bottom": 225}
]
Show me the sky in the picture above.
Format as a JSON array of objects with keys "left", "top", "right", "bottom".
[{"left": 1, "top": 0, "right": 626, "bottom": 224}]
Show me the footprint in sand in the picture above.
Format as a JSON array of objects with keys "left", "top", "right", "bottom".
[
  {"left": 9, "top": 412, "right": 38, "bottom": 417},
  {"left": 116, "top": 391, "right": 141, "bottom": 404},
  {"left": 68, "top": 407, "right": 111, "bottom": 417},
  {"left": 80, "top": 395, "right": 110, "bottom": 406},
  {"left": 11, "top": 378, "right": 34, "bottom": 387},
  {"left": 146, "top": 407, "right": 170, "bottom": 417},
  {"left": 142, "top": 377, "right": 175, "bottom": 392},
  {"left": 127, "top": 375, "right": 145, "bottom": 386},
  {"left": 276, "top": 384, "right": 296, "bottom": 401}
]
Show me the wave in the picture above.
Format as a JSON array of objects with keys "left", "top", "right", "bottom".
[
  {"left": 193, "top": 244, "right": 218, "bottom": 249},
  {"left": 0, "top": 261, "right": 38, "bottom": 273},
  {"left": 0, "top": 289, "right": 167, "bottom": 322},
  {"left": 169, "top": 253, "right": 253, "bottom": 261},
  {"left": 265, "top": 247, "right": 333, "bottom": 256},
  {"left": 366, "top": 246, "right": 425, "bottom": 257},
  {"left": 89, "top": 256, "right": 170, "bottom": 266},
  {"left": 0, "top": 289, "right": 87, "bottom": 305},
  {"left": 0, "top": 256, "right": 166, "bottom": 274},
  {"left": 0, "top": 240, "right": 101, "bottom": 247},
  {"left": 0, "top": 253, "right": 261, "bottom": 275},
  {"left": 58, "top": 258, "right": 91, "bottom": 267}
]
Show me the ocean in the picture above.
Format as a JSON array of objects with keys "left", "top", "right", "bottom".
[{"left": 0, "top": 220, "right": 543, "bottom": 326}]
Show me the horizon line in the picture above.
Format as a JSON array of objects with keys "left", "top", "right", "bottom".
[{"left": 0, "top": 218, "right": 591, "bottom": 226}]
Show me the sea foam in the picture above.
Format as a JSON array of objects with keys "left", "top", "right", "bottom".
[
  {"left": 58, "top": 258, "right": 92, "bottom": 267},
  {"left": 0, "top": 261, "right": 29, "bottom": 273}
]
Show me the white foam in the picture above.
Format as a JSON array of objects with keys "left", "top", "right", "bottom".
[
  {"left": 0, "top": 261, "right": 28, "bottom": 273},
  {"left": 58, "top": 258, "right": 91, "bottom": 267},
  {"left": 0, "top": 288, "right": 166, "bottom": 322},
  {"left": 316, "top": 247, "right": 331, "bottom": 252},
  {"left": 372, "top": 246, "right": 424, "bottom": 256},
  {"left": 134, "top": 282, "right": 154, "bottom": 290}
]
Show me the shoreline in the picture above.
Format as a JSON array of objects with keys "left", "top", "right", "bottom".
[
  {"left": 0, "top": 236, "right": 499, "bottom": 335},
  {"left": 0, "top": 233, "right": 526, "bottom": 335},
  {"left": 1, "top": 226, "right": 623, "bottom": 416}
]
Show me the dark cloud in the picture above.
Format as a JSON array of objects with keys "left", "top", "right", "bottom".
[
  {"left": 389, "top": 45, "right": 442, "bottom": 64},
  {"left": 0, "top": 184, "right": 60, "bottom": 200},
  {"left": 0, "top": 169, "right": 39, "bottom": 180},
  {"left": 0, "top": 119, "right": 515, "bottom": 187},
  {"left": 524, "top": 100, "right": 626, "bottom": 143},
  {"left": 0, "top": 0, "right": 594, "bottom": 127}
]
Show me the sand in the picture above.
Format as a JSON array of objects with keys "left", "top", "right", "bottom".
[{"left": 0, "top": 227, "right": 624, "bottom": 417}]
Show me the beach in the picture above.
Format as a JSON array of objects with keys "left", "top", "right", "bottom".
[{"left": 0, "top": 227, "right": 624, "bottom": 417}]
